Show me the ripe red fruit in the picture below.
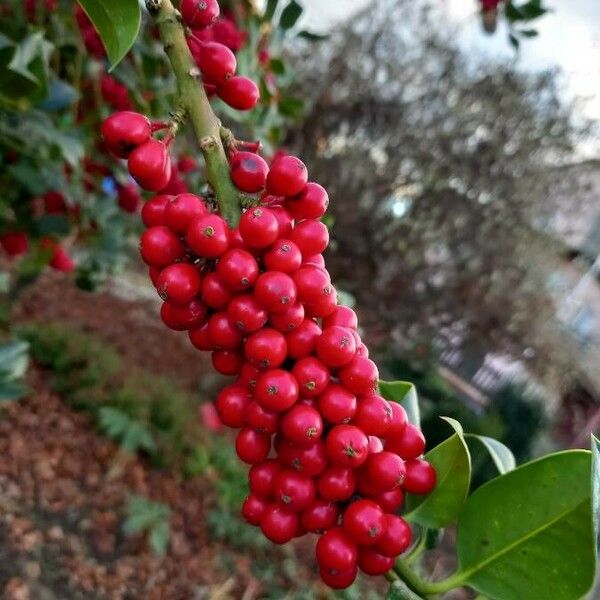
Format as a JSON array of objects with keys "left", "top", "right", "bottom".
[
  {"left": 318, "top": 384, "right": 357, "bottom": 424},
  {"left": 215, "top": 385, "right": 251, "bottom": 428},
  {"left": 318, "top": 466, "right": 356, "bottom": 502},
  {"left": 281, "top": 404, "right": 323, "bottom": 446},
  {"left": 269, "top": 302, "right": 305, "bottom": 333},
  {"left": 128, "top": 139, "right": 172, "bottom": 191},
  {"left": 180, "top": 0, "right": 220, "bottom": 28},
  {"left": 343, "top": 499, "right": 385, "bottom": 546},
  {"left": 216, "top": 248, "right": 259, "bottom": 291},
  {"left": 368, "top": 435, "right": 384, "bottom": 453},
  {"left": 279, "top": 439, "right": 327, "bottom": 477},
  {"left": 319, "top": 566, "right": 357, "bottom": 590},
  {"left": 293, "top": 265, "right": 331, "bottom": 304},
  {"left": 242, "top": 493, "right": 268, "bottom": 526},
  {"left": 254, "top": 271, "right": 297, "bottom": 313},
  {"left": 316, "top": 527, "right": 358, "bottom": 572},
  {"left": 260, "top": 505, "right": 298, "bottom": 544},
  {"left": 212, "top": 350, "right": 243, "bottom": 375},
  {"left": 270, "top": 206, "right": 294, "bottom": 237},
  {"left": 316, "top": 326, "right": 357, "bottom": 368},
  {"left": 195, "top": 41, "right": 236, "bottom": 85},
  {"left": 207, "top": 312, "right": 243, "bottom": 349},
  {"left": 239, "top": 207, "right": 279, "bottom": 248},
  {"left": 117, "top": 182, "right": 141, "bottom": 213},
  {"left": 237, "top": 362, "right": 260, "bottom": 390},
  {"left": 188, "top": 322, "right": 212, "bottom": 351},
  {"left": 274, "top": 470, "right": 316, "bottom": 511},
  {"left": 1, "top": 232, "right": 28, "bottom": 257},
  {"left": 291, "top": 357, "right": 330, "bottom": 398},
  {"left": 156, "top": 263, "right": 201, "bottom": 304},
  {"left": 218, "top": 76, "right": 259, "bottom": 110},
  {"left": 376, "top": 514, "right": 412, "bottom": 557},
  {"left": 386, "top": 423, "right": 426, "bottom": 460},
  {"left": 304, "top": 288, "right": 338, "bottom": 318},
  {"left": 164, "top": 193, "right": 208, "bottom": 234},
  {"left": 403, "top": 458, "right": 437, "bottom": 495},
  {"left": 255, "top": 369, "right": 299, "bottom": 412},
  {"left": 263, "top": 239, "right": 302, "bottom": 273},
  {"left": 323, "top": 305, "right": 358, "bottom": 330},
  {"left": 249, "top": 459, "right": 280, "bottom": 499},
  {"left": 364, "top": 451, "right": 406, "bottom": 491},
  {"left": 230, "top": 151, "right": 268, "bottom": 193},
  {"left": 187, "top": 214, "right": 230, "bottom": 258},
  {"left": 289, "top": 219, "right": 329, "bottom": 257},
  {"left": 228, "top": 294, "right": 267, "bottom": 333},
  {"left": 235, "top": 428, "right": 271, "bottom": 464},
  {"left": 49, "top": 245, "right": 75, "bottom": 272},
  {"left": 160, "top": 298, "right": 207, "bottom": 331},
  {"left": 303, "top": 253, "right": 325, "bottom": 268},
  {"left": 285, "top": 182, "right": 329, "bottom": 220},
  {"left": 286, "top": 319, "right": 322, "bottom": 359},
  {"left": 244, "top": 328, "right": 287, "bottom": 369},
  {"left": 357, "top": 548, "right": 394, "bottom": 576},
  {"left": 353, "top": 393, "right": 393, "bottom": 437},
  {"left": 201, "top": 272, "right": 232, "bottom": 309},
  {"left": 338, "top": 357, "right": 379, "bottom": 395},
  {"left": 266, "top": 155, "right": 308, "bottom": 197},
  {"left": 373, "top": 487, "right": 405, "bottom": 513},
  {"left": 388, "top": 401, "right": 409, "bottom": 438},
  {"left": 245, "top": 400, "right": 279, "bottom": 434},
  {"left": 101, "top": 111, "right": 151, "bottom": 158},
  {"left": 325, "top": 425, "right": 369, "bottom": 468},
  {"left": 141, "top": 195, "right": 171, "bottom": 227},
  {"left": 301, "top": 500, "right": 339, "bottom": 533},
  {"left": 139, "top": 226, "right": 185, "bottom": 267}
]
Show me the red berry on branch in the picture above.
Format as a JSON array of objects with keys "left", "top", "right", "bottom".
[
  {"left": 201, "top": 272, "right": 232, "bottom": 309},
  {"left": 245, "top": 400, "right": 279, "bottom": 434},
  {"left": 260, "top": 505, "right": 298, "bottom": 544},
  {"left": 117, "top": 182, "right": 141, "bottom": 213},
  {"left": 156, "top": 263, "right": 201, "bottom": 304},
  {"left": 353, "top": 393, "right": 393, "bottom": 437},
  {"left": 323, "top": 305, "right": 358, "bottom": 330},
  {"left": 285, "top": 318, "right": 322, "bottom": 359},
  {"left": 228, "top": 294, "right": 268, "bottom": 333},
  {"left": 375, "top": 514, "right": 412, "bottom": 557},
  {"left": 301, "top": 500, "right": 339, "bottom": 533},
  {"left": 291, "top": 357, "right": 330, "bottom": 398},
  {"left": 342, "top": 499, "right": 385, "bottom": 546},
  {"left": 266, "top": 155, "right": 308, "bottom": 197},
  {"left": 249, "top": 459, "right": 280, "bottom": 499},
  {"left": 218, "top": 76, "right": 259, "bottom": 110},
  {"left": 357, "top": 548, "right": 394, "bottom": 576},
  {"left": 242, "top": 493, "right": 268, "bottom": 526},
  {"left": 318, "top": 383, "right": 357, "bottom": 425},
  {"left": 139, "top": 226, "right": 185, "bottom": 267},
  {"left": 385, "top": 423, "right": 426, "bottom": 460},
  {"left": 142, "top": 195, "right": 171, "bottom": 227},
  {"left": 316, "top": 325, "right": 357, "bottom": 368},
  {"left": 338, "top": 356, "right": 379, "bottom": 395},
  {"left": 364, "top": 450, "right": 406, "bottom": 492},
  {"left": 101, "top": 111, "right": 151, "bottom": 158},
  {"left": 235, "top": 428, "right": 271, "bottom": 464},
  {"left": 195, "top": 41, "right": 237, "bottom": 85},
  {"left": 281, "top": 404, "right": 324, "bottom": 446},
  {"left": 188, "top": 322, "right": 213, "bottom": 351},
  {"left": 289, "top": 219, "right": 329, "bottom": 257},
  {"left": 244, "top": 328, "right": 287, "bottom": 369},
  {"left": 317, "top": 465, "right": 356, "bottom": 502},
  {"left": 230, "top": 151, "right": 269, "bottom": 193},
  {"left": 215, "top": 385, "right": 251, "bottom": 428},
  {"left": 207, "top": 311, "right": 244, "bottom": 350},
  {"left": 0, "top": 232, "right": 28, "bottom": 257},
  {"left": 216, "top": 248, "right": 259, "bottom": 291},
  {"left": 403, "top": 458, "right": 437, "bottom": 495},
  {"left": 274, "top": 469, "right": 316, "bottom": 511},
  {"left": 319, "top": 565, "right": 357, "bottom": 590},
  {"left": 128, "top": 139, "right": 172, "bottom": 191},
  {"left": 239, "top": 207, "right": 279, "bottom": 248},
  {"left": 212, "top": 349, "right": 243, "bottom": 375},
  {"left": 255, "top": 369, "right": 299, "bottom": 412},
  {"left": 164, "top": 193, "right": 208, "bottom": 234},
  {"left": 180, "top": 0, "right": 220, "bottom": 29},
  {"left": 326, "top": 425, "right": 369, "bottom": 468},
  {"left": 160, "top": 298, "right": 207, "bottom": 331},
  {"left": 254, "top": 271, "right": 298, "bottom": 313},
  {"left": 285, "top": 182, "right": 329, "bottom": 220},
  {"left": 263, "top": 239, "right": 302, "bottom": 273},
  {"left": 187, "top": 214, "right": 230, "bottom": 258},
  {"left": 316, "top": 527, "right": 358, "bottom": 572},
  {"left": 269, "top": 301, "right": 305, "bottom": 333}
]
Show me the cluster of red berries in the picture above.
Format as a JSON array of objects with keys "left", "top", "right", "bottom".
[
  {"left": 182, "top": 0, "right": 259, "bottom": 110},
  {"left": 101, "top": 105, "right": 436, "bottom": 588}
]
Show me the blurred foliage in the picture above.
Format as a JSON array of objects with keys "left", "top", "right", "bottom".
[
  {"left": 0, "top": 338, "right": 29, "bottom": 400},
  {"left": 123, "top": 495, "right": 171, "bottom": 556}
]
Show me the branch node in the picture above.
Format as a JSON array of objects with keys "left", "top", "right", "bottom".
[
  {"left": 189, "top": 66, "right": 202, "bottom": 79},
  {"left": 145, "top": 0, "right": 162, "bottom": 15},
  {"left": 200, "top": 136, "right": 218, "bottom": 151}
]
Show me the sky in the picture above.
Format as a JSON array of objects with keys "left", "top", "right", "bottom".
[{"left": 297, "top": 0, "right": 600, "bottom": 121}]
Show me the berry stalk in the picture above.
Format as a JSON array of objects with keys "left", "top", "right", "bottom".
[{"left": 146, "top": 0, "right": 242, "bottom": 226}]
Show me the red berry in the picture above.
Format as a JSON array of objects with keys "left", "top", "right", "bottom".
[
  {"left": 286, "top": 319, "right": 321, "bottom": 359},
  {"left": 101, "top": 111, "right": 151, "bottom": 158},
  {"left": 0, "top": 232, "right": 28, "bottom": 257},
  {"left": 274, "top": 470, "right": 316, "bottom": 511},
  {"left": 291, "top": 357, "right": 330, "bottom": 398},
  {"left": 244, "top": 328, "right": 287, "bottom": 369},
  {"left": 368, "top": 435, "right": 384, "bottom": 453},
  {"left": 235, "top": 428, "right": 271, "bottom": 464},
  {"left": 338, "top": 357, "right": 379, "bottom": 395},
  {"left": 142, "top": 195, "right": 170, "bottom": 227},
  {"left": 317, "top": 466, "right": 356, "bottom": 502},
  {"left": 227, "top": 294, "right": 267, "bottom": 333},
  {"left": 245, "top": 400, "right": 279, "bottom": 434},
  {"left": 164, "top": 193, "right": 208, "bottom": 234},
  {"left": 201, "top": 272, "right": 232, "bottom": 309},
  {"left": 149, "top": 266, "right": 161, "bottom": 287},
  {"left": 188, "top": 322, "right": 213, "bottom": 351},
  {"left": 139, "top": 226, "right": 185, "bottom": 267},
  {"left": 242, "top": 493, "right": 268, "bottom": 526},
  {"left": 316, "top": 527, "right": 357, "bottom": 572},
  {"left": 128, "top": 139, "right": 172, "bottom": 191},
  {"left": 260, "top": 505, "right": 298, "bottom": 544},
  {"left": 266, "top": 155, "right": 308, "bottom": 197},
  {"left": 319, "top": 565, "right": 357, "bottom": 590},
  {"left": 385, "top": 423, "right": 426, "bottom": 460},
  {"left": 388, "top": 401, "right": 409, "bottom": 438},
  {"left": 212, "top": 350, "right": 243, "bottom": 375},
  {"left": 293, "top": 265, "right": 331, "bottom": 304},
  {"left": 249, "top": 459, "right": 280, "bottom": 499},
  {"left": 342, "top": 499, "right": 385, "bottom": 546},
  {"left": 180, "top": 0, "right": 219, "bottom": 28},
  {"left": 325, "top": 425, "right": 369, "bottom": 468},
  {"left": 364, "top": 451, "right": 406, "bottom": 491},
  {"left": 230, "top": 151, "right": 268, "bottom": 193},
  {"left": 304, "top": 288, "right": 338, "bottom": 318},
  {"left": 255, "top": 369, "right": 299, "bottom": 412},
  {"left": 281, "top": 404, "right": 323, "bottom": 446},
  {"left": 316, "top": 326, "right": 357, "bottom": 368},
  {"left": 353, "top": 393, "right": 393, "bottom": 437},
  {"left": 357, "top": 548, "right": 394, "bottom": 576},
  {"left": 215, "top": 385, "right": 251, "bottom": 428},
  {"left": 117, "top": 182, "right": 141, "bottom": 213},
  {"left": 254, "top": 271, "right": 297, "bottom": 313},
  {"left": 263, "top": 239, "right": 302, "bottom": 273},
  {"left": 195, "top": 41, "right": 236, "bottom": 85},
  {"left": 318, "top": 383, "right": 357, "bottom": 424},
  {"left": 279, "top": 439, "right": 327, "bottom": 477},
  {"left": 160, "top": 298, "right": 207, "bottom": 331},
  {"left": 376, "top": 514, "right": 412, "bottom": 557},
  {"left": 239, "top": 207, "right": 279, "bottom": 248},
  {"left": 323, "top": 305, "right": 358, "bottom": 330},
  {"left": 373, "top": 487, "right": 405, "bottom": 513},
  {"left": 403, "top": 459, "right": 436, "bottom": 495},
  {"left": 237, "top": 362, "right": 260, "bottom": 390},
  {"left": 216, "top": 248, "right": 259, "bottom": 291},
  {"left": 156, "top": 263, "right": 201, "bottom": 304},
  {"left": 218, "top": 76, "right": 259, "bottom": 110},
  {"left": 303, "top": 253, "right": 325, "bottom": 268},
  {"left": 301, "top": 500, "right": 339, "bottom": 533},
  {"left": 49, "top": 245, "right": 75, "bottom": 272},
  {"left": 207, "top": 312, "right": 243, "bottom": 349},
  {"left": 269, "top": 302, "right": 305, "bottom": 333},
  {"left": 289, "top": 219, "right": 329, "bottom": 256},
  {"left": 270, "top": 206, "right": 294, "bottom": 237},
  {"left": 187, "top": 214, "right": 230, "bottom": 258},
  {"left": 285, "top": 182, "right": 329, "bottom": 219}
]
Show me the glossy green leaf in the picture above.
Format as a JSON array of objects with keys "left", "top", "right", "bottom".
[
  {"left": 466, "top": 434, "right": 516, "bottom": 474},
  {"left": 264, "top": 0, "right": 279, "bottom": 21},
  {"left": 592, "top": 435, "right": 599, "bottom": 553},
  {"left": 455, "top": 450, "right": 595, "bottom": 600},
  {"left": 278, "top": 96, "right": 304, "bottom": 120},
  {"left": 76, "top": 0, "right": 140, "bottom": 69},
  {"left": 404, "top": 417, "right": 471, "bottom": 528},
  {"left": 297, "top": 30, "right": 328, "bottom": 41},
  {"left": 279, "top": 0, "right": 303, "bottom": 30},
  {"left": 378, "top": 380, "right": 420, "bottom": 427}
]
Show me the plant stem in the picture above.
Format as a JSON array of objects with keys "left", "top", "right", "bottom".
[
  {"left": 394, "top": 558, "right": 467, "bottom": 596},
  {"left": 147, "top": 0, "right": 242, "bottom": 226},
  {"left": 387, "top": 578, "right": 428, "bottom": 600}
]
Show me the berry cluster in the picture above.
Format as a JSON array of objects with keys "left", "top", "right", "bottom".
[{"left": 102, "top": 105, "right": 436, "bottom": 588}]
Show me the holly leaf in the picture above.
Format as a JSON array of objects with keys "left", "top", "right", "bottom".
[
  {"left": 279, "top": 0, "right": 303, "bottom": 30},
  {"left": 466, "top": 434, "right": 516, "bottom": 474}
]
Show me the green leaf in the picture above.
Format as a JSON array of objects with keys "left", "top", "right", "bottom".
[
  {"left": 404, "top": 417, "right": 471, "bottom": 528},
  {"left": 278, "top": 96, "right": 304, "bottom": 120},
  {"left": 509, "top": 33, "right": 520, "bottom": 49},
  {"left": 264, "top": 0, "right": 279, "bottom": 21},
  {"left": 466, "top": 434, "right": 516, "bottom": 474},
  {"left": 76, "top": 0, "right": 140, "bottom": 69},
  {"left": 297, "top": 30, "right": 328, "bottom": 41},
  {"left": 0, "top": 341, "right": 29, "bottom": 379},
  {"left": 0, "top": 382, "right": 29, "bottom": 402},
  {"left": 519, "top": 28, "right": 539, "bottom": 37},
  {"left": 378, "top": 380, "right": 420, "bottom": 427},
  {"left": 592, "top": 435, "right": 600, "bottom": 553},
  {"left": 149, "top": 520, "right": 170, "bottom": 555},
  {"left": 455, "top": 450, "right": 595, "bottom": 600},
  {"left": 279, "top": 0, "right": 303, "bottom": 30},
  {"left": 505, "top": 1, "right": 525, "bottom": 21}
]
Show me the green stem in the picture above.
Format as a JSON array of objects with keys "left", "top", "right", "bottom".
[
  {"left": 394, "top": 559, "right": 467, "bottom": 596},
  {"left": 404, "top": 530, "right": 427, "bottom": 565},
  {"left": 387, "top": 578, "right": 428, "bottom": 600},
  {"left": 147, "top": 0, "right": 241, "bottom": 226}
]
